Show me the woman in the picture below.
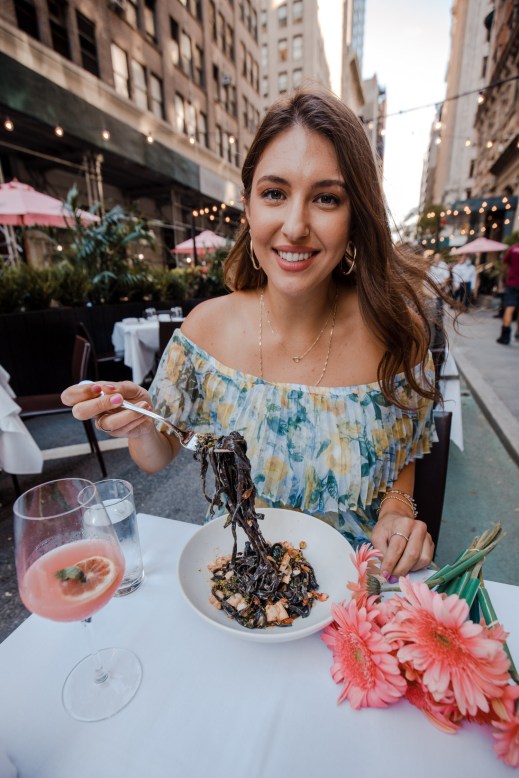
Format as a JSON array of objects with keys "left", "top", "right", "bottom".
[{"left": 63, "top": 88, "right": 444, "bottom": 578}]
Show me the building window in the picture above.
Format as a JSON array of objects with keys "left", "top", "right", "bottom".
[
  {"left": 292, "top": 68, "right": 302, "bottom": 88},
  {"left": 175, "top": 93, "right": 186, "bottom": 134},
  {"left": 144, "top": 0, "right": 157, "bottom": 43},
  {"left": 250, "top": 8, "right": 257, "bottom": 41},
  {"left": 215, "top": 124, "right": 222, "bottom": 156},
  {"left": 292, "top": 35, "right": 303, "bottom": 60},
  {"left": 76, "top": 12, "right": 99, "bottom": 76},
  {"left": 213, "top": 63, "right": 221, "bottom": 103},
  {"left": 278, "top": 38, "right": 288, "bottom": 62},
  {"left": 469, "top": 159, "right": 475, "bottom": 178},
  {"left": 278, "top": 3, "right": 287, "bottom": 27},
  {"left": 199, "top": 111, "right": 208, "bottom": 147},
  {"left": 260, "top": 8, "right": 267, "bottom": 30},
  {"left": 149, "top": 74, "right": 164, "bottom": 118},
  {"left": 481, "top": 56, "right": 488, "bottom": 78},
  {"left": 209, "top": 1, "right": 217, "bottom": 42},
  {"left": 242, "top": 96, "right": 248, "bottom": 128},
  {"left": 226, "top": 24, "right": 235, "bottom": 61},
  {"left": 111, "top": 43, "right": 130, "bottom": 98},
  {"left": 261, "top": 43, "right": 268, "bottom": 68},
  {"left": 261, "top": 75, "right": 268, "bottom": 98},
  {"left": 241, "top": 42, "right": 247, "bottom": 76},
  {"left": 179, "top": 0, "right": 200, "bottom": 16},
  {"left": 194, "top": 45, "right": 204, "bottom": 87},
  {"left": 48, "top": 0, "right": 70, "bottom": 60},
  {"left": 186, "top": 102, "right": 196, "bottom": 139},
  {"left": 293, "top": 0, "right": 303, "bottom": 22},
  {"left": 218, "top": 12, "right": 225, "bottom": 51},
  {"left": 180, "top": 31, "right": 193, "bottom": 78},
  {"left": 131, "top": 60, "right": 148, "bottom": 110},
  {"left": 126, "top": 0, "right": 139, "bottom": 28},
  {"left": 278, "top": 71, "right": 288, "bottom": 93},
  {"left": 252, "top": 60, "right": 259, "bottom": 92},
  {"left": 170, "top": 18, "right": 180, "bottom": 66},
  {"left": 14, "top": 0, "right": 40, "bottom": 40}
]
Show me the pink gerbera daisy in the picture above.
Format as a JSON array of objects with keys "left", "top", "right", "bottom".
[
  {"left": 492, "top": 710, "right": 519, "bottom": 767},
  {"left": 405, "top": 675, "right": 461, "bottom": 734},
  {"left": 321, "top": 598, "right": 406, "bottom": 709},
  {"left": 346, "top": 544, "right": 384, "bottom": 607},
  {"left": 382, "top": 578, "right": 511, "bottom": 717}
]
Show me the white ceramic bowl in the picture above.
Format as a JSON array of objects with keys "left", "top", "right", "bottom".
[{"left": 177, "top": 507, "right": 356, "bottom": 643}]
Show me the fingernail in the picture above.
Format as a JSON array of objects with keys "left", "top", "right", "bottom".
[
  {"left": 382, "top": 570, "right": 390, "bottom": 581},
  {"left": 104, "top": 384, "right": 116, "bottom": 390},
  {"left": 91, "top": 384, "right": 102, "bottom": 393},
  {"left": 389, "top": 575, "right": 398, "bottom": 584},
  {"left": 110, "top": 395, "right": 122, "bottom": 405}
]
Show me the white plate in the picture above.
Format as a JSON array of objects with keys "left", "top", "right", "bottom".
[{"left": 177, "top": 508, "right": 356, "bottom": 643}]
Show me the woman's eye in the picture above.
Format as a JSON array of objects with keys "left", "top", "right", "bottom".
[
  {"left": 316, "top": 193, "right": 340, "bottom": 206},
  {"left": 261, "top": 189, "right": 285, "bottom": 201}
]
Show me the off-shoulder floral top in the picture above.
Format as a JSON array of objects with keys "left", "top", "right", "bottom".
[{"left": 149, "top": 330, "right": 436, "bottom": 548}]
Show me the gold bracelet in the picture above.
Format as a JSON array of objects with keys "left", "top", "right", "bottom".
[{"left": 378, "top": 490, "right": 418, "bottom": 519}]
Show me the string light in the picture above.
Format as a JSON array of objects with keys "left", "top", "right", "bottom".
[
  {"left": 146, "top": 133, "right": 154, "bottom": 144},
  {"left": 478, "top": 92, "right": 485, "bottom": 104},
  {"left": 486, "top": 140, "right": 493, "bottom": 148},
  {"left": 54, "top": 125, "right": 64, "bottom": 137},
  {"left": 189, "top": 136, "right": 195, "bottom": 145},
  {"left": 4, "top": 118, "right": 14, "bottom": 131},
  {"left": 464, "top": 139, "right": 471, "bottom": 147},
  {"left": 102, "top": 129, "right": 110, "bottom": 141}
]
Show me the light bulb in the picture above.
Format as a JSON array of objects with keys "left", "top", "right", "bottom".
[
  {"left": 102, "top": 129, "right": 110, "bottom": 141},
  {"left": 54, "top": 126, "right": 64, "bottom": 137},
  {"left": 4, "top": 118, "right": 14, "bottom": 131}
]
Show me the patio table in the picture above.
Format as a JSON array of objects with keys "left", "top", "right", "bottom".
[{"left": 0, "top": 513, "right": 516, "bottom": 778}]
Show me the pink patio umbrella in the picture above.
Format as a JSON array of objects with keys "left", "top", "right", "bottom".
[
  {"left": 172, "top": 229, "right": 229, "bottom": 255},
  {"left": 451, "top": 237, "right": 508, "bottom": 254},
  {"left": 0, "top": 179, "right": 99, "bottom": 228}
]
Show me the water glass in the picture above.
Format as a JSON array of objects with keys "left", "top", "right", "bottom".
[
  {"left": 93, "top": 479, "right": 144, "bottom": 596},
  {"left": 144, "top": 307, "right": 157, "bottom": 320},
  {"left": 170, "top": 306, "right": 183, "bottom": 318}
]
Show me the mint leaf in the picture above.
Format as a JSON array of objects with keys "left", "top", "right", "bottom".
[{"left": 54, "top": 565, "right": 87, "bottom": 583}]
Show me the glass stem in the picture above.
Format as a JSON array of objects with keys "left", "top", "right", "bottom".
[{"left": 82, "top": 617, "right": 109, "bottom": 684}]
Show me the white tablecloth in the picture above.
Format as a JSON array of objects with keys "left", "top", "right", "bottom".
[
  {"left": 0, "top": 514, "right": 517, "bottom": 778},
  {"left": 111, "top": 317, "right": 183, "bottom": 384},
  {"left": 0, "top": 365, "right": 43, "bottom": 475}
]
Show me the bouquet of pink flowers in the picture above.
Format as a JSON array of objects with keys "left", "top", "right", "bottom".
[{"left": 321, "top": 525, "right": 519, "bottom": 768}]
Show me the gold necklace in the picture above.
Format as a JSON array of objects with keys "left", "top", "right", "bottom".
[
  {"left": 259, "top": 290, "right": 338, "bottom": 386},
  {"left": 261, "top": 289, "right": 337, "bottom": 362}
]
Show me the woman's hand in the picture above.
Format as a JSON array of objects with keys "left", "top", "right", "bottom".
[
  {"left": 61, "top": 381, "right": 155, "bottom": 439},
  {"left": 371, "top": 512, "right": 434, "bottom": 578}
]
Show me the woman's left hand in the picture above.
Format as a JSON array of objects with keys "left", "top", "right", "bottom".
[{"left": 371, "top": 513, "right": 434, "bottom": 578}]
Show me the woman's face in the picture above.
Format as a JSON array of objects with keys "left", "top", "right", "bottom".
[{"left": 245, "top": 125, "right": 352, "bottom": 296}]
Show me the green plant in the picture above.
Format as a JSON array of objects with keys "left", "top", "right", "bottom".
[
  {"left": 151, "top": 268, "right": 189, "bottom": 301},
  {"left": 51, "top": 263, "right": 92, "bottom": 307},
  {"left": 0, "top": 264, "right": 26, "bottom": 313},
  {"left": 17, "top": 265, "right": 58, "bottom": 311},
  {"left": 52, "top": 186, "right": 156, "bottom": 303}
]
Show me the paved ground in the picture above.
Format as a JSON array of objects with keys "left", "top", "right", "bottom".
[{"left": 1, "top": 303, "right": 518, "bottom": 642}]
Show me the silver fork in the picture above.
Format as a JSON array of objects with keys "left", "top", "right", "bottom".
[{"left": 81, "top": 381, "right": 199, "bottom": 451}]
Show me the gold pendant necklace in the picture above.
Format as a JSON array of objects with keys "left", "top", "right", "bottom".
[
  {"left": 261, "top": 289, "right": 337, "bottom": 362},
  {"left": 258, "top": 290, "right": 338, "bottom": 386}
]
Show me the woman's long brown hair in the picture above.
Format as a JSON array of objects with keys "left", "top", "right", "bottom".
[{"left": 224, "top": 87, "right": 447, "bottom": 407}]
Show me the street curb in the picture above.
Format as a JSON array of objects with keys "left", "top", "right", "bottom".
[{"left": 454, "top": 351, "right": 519, "bottom": 467}]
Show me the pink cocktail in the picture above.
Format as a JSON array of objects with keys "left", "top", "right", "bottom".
[
  {"left": 14, "top": 478, "right": 141, "bottom": 721},
  {"left": 21, "top": 538, "right": 124, "bottom": 622}
]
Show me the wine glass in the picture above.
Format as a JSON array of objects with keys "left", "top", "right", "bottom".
[{"left": 14, "top": 478, "right": 142, "bottom": 721}]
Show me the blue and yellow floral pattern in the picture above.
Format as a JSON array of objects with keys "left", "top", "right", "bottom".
[{"left": 150, "top": 330, "right": 436, "bottom": 548}]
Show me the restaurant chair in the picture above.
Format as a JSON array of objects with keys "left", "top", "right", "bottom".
[
  {"left": 414, "top": 410, "right": 452, "bottom": 551},
  {"left": 159, "top": 320, "right": 182, "bottom": 355},
  {"left": 9, "top": 334, "right": 107, "bottom": 496},
  {"left": 76, "top": 321, "right": 129, "bottom": 383}
]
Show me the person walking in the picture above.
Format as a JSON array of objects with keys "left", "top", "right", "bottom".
[
  {"left": 452, "top": 255, "right": 475, "bottom": 310},
  {"left": 497, "top": 242, "right": 519, "bottom": 345}
]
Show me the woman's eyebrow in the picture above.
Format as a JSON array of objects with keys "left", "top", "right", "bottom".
[{"left": 255, "top": 175, "right": 346, "bottom": 190}]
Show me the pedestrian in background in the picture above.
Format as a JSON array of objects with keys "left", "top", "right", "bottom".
[
  {"left": 452, "top": 255, "right": 476, "bottom": 310},
  {"left": 497, "top": 242, "right": 519, "bottom": 345}
]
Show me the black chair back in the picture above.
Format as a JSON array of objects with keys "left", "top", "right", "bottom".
[
  {"left": 414, "top": 410, "right": 452, "bottom": 549},
  {"left": 159, "top": 320, "right": 182, "bottom": 355}
]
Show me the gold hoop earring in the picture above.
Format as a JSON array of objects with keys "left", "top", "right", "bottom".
[
  {"left": 249, "top": 239, "right": 261, "bottom": 271},
  {"left": 341, "top": 241, "right": 357, "bottom": 276}
]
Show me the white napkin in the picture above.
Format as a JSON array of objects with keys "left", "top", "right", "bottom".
[{"left": 122, "top": 317, "right": 138, "bottom": 324}]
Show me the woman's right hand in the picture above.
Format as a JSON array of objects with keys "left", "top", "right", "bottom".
[{"left": 61, "top": 381, "right": 155, "bottom": 439}]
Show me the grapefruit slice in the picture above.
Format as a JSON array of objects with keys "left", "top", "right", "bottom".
[{"left": 56, "top": 556, "right": 118, "bottom": 601}]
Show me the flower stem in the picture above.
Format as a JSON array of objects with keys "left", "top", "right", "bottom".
[{"left": 477, "top": 581, "right": 519, "bottom": 685}]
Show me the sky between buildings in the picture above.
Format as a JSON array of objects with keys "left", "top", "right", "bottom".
[{"left": 319, "top": 0, "right": 453, "bottom": 227}]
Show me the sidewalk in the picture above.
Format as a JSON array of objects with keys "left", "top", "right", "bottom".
[{"left": 447, "top": 305, "right": 519, "bottom": 465}]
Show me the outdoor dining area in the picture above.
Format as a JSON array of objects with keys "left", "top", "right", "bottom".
[{"left": 1, "top": 180, "right": 518, "bottom": 778}]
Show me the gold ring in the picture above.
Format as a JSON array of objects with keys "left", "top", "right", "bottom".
[
  {"left": 391, "top": 531, "right": 410, "bottom": 543},
  {"left": 96, "top": 413, "right": 110, "bottom": 432}
]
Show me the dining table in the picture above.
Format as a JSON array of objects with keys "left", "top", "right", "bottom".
[
  {"left": 111, "top": 316, "right": 184, "bottom": 384},
  {"left": 0, "top": 364, "right": 43, "bottom": 476},
  {"left": 0, "top": 513, "right": 517, "bottom": 778}
]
